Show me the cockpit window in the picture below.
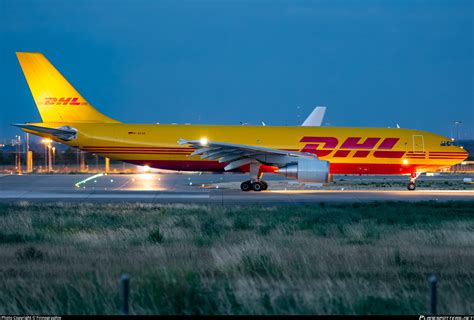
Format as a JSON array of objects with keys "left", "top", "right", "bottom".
[{"left": 440, "top": 141, "right": 453, "bottom": 146}]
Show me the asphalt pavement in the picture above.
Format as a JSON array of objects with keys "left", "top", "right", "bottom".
[{"left": 0, "top": 173, "right": 472, "bottom": 204}]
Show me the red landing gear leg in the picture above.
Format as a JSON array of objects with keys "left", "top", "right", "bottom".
[{"left": 240, "top": 163, "right": 268, "bottom": 192}]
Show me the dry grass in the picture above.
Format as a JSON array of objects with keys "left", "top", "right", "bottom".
[{"left": 0, "top": 201, "right": 473, "bottom": 315}]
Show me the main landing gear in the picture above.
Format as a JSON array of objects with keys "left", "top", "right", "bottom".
[
  {"left": 241, "top": 163, "right": 268, "bottom": 192},
  {"left": 240, "top": 180, "right": 268, "bottom": 192},
  {"left": 407, "top": 172, "right": 421, "bottom": 191}
]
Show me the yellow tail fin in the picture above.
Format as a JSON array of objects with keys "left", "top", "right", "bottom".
[{"left": 16, "top": 52, "right": 119, "bottom": 123}]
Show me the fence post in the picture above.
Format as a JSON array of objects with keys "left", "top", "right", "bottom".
[
  {"left": 428, "top": 274, "right": 437, "bottom": 315},
  {"left": 121, "top": 273, "right": 130, "bottom": 315}
]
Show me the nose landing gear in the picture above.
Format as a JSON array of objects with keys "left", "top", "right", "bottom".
[
  {"left": 407, "top": 182, "right": 416, "bottom": 191},
  {"left": 407, "top": 172, "right": 421, "bottom": 191}
]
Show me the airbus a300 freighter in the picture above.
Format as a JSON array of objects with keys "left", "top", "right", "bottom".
[{"left": 14, "top": 53, "right": 468, "bottom": 191}]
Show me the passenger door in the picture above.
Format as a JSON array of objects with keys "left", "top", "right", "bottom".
[{"left": 412, "top": 135, "right": 424, "bottom": 153}]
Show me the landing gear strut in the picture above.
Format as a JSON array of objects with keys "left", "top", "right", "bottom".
[
  {"left": 407, "top": 172, "right": 421, "bottom": 191},
  {"left": 241, "top": 164, "right": 268, "bottom": 191}
]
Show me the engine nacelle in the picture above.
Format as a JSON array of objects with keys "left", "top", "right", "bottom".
[{"left": 278, "top": 158, "right": 330, "bottom": 183}]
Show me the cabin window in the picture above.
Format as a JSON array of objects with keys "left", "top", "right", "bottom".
[{"left": 440, "top": 141, "right": 453, "bottom": 146}]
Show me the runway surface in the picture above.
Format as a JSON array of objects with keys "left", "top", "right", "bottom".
[{"left": 0, "top": 173, "right": 472, "bottom": 204}]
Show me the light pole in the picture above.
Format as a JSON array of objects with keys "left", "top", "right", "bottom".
[
  {"left": 15, "top": 135, "right": 21, "bottom": 174},
  {"left": 296, "top": 106, "right": 301, "bottom": 124},
  {"left": 25, "top": 132, "right": 33, "bottom": 173},
  {"left": 453, "top": 121, "right": 462, "bottom": 146},
  {"left": 42, "top": 139, "right": 47, "bottom": 168},
  {"left": 52, "top": 146, "right": 56, "bottom": 168},
  {"left": 47, "top": 145, "right": 52, "bottom": 172},
  {"left": 41, "top": 139, "right": 52, "bottom": 172},
  {"left": 26, "top": 133, "right": 29, "bottom": 154}
]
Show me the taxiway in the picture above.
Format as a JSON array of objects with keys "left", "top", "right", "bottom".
[{"left": 0, "top": 173, "right": 472, "bottom": 204}]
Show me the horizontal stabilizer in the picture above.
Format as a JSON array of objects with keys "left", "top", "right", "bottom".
[{"left": 12, "top": 124, "right": 77, "bottom": 141}]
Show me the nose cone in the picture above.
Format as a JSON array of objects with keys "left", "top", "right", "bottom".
[{"left": 458, "top": 146, "right": 469, "bottom": 161}]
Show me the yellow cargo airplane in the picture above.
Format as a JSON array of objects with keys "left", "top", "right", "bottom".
[{"left": 14, "top": 52, "right": 468, "bottom": 191}]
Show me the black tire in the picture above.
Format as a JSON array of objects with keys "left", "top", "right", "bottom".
[
  {"left": 407, "top": 182, "right": 416, "bottom": 191},
  {"left": 261, "top": 181, "right": 268, "bottom": 190},
  {"left": 241, "top": 181, "right": 252, "bottom": 192},
  {"left": 252, "top": 181, "right": 264, "bottom": 192}
]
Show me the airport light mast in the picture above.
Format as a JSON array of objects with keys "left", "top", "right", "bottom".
[
  {"left": 47, "top": 144, "right": 52, "bottom": 172},
  {"left": 453, "top": 121, "right": 462, "bottom": 146},
  {"left": 25, "top": 132, "right": 32, "bottom": 173},
  {"left": 41, "top": 139, "right": 52, "bottom": 172},
  {"left": 15, "top": 135, "right": 21, "bottom": 174},
  {"left": 52, "top": 146, "right": 56, "bottom": 167}
]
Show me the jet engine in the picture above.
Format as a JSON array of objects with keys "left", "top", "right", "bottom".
[{"left": 278, "top": 158, "right": 330, "bottom": 183}]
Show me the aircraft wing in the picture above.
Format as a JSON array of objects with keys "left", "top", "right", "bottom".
[{"left": 178, "top": 139, "right": 316, "bottom": 171}]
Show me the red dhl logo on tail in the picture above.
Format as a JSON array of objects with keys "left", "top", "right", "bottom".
[
  {"left": 300, "top": 137, "right": 405, "bottom": 158},
  {"left": 42, "top": 97, "right": 88, "bottom": 105}
]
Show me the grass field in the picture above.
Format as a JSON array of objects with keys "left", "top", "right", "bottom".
[{"left": 0, "top": 201, "right": 473, "bottom": 315}]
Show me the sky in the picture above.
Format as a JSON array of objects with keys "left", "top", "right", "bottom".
[{"left": 0, "top": 0, "right": 473, "bottom": 140}]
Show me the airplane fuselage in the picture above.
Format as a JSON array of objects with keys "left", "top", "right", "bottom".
[{"left": 26, "top": 123, "right": 468, "bottom": 175}]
